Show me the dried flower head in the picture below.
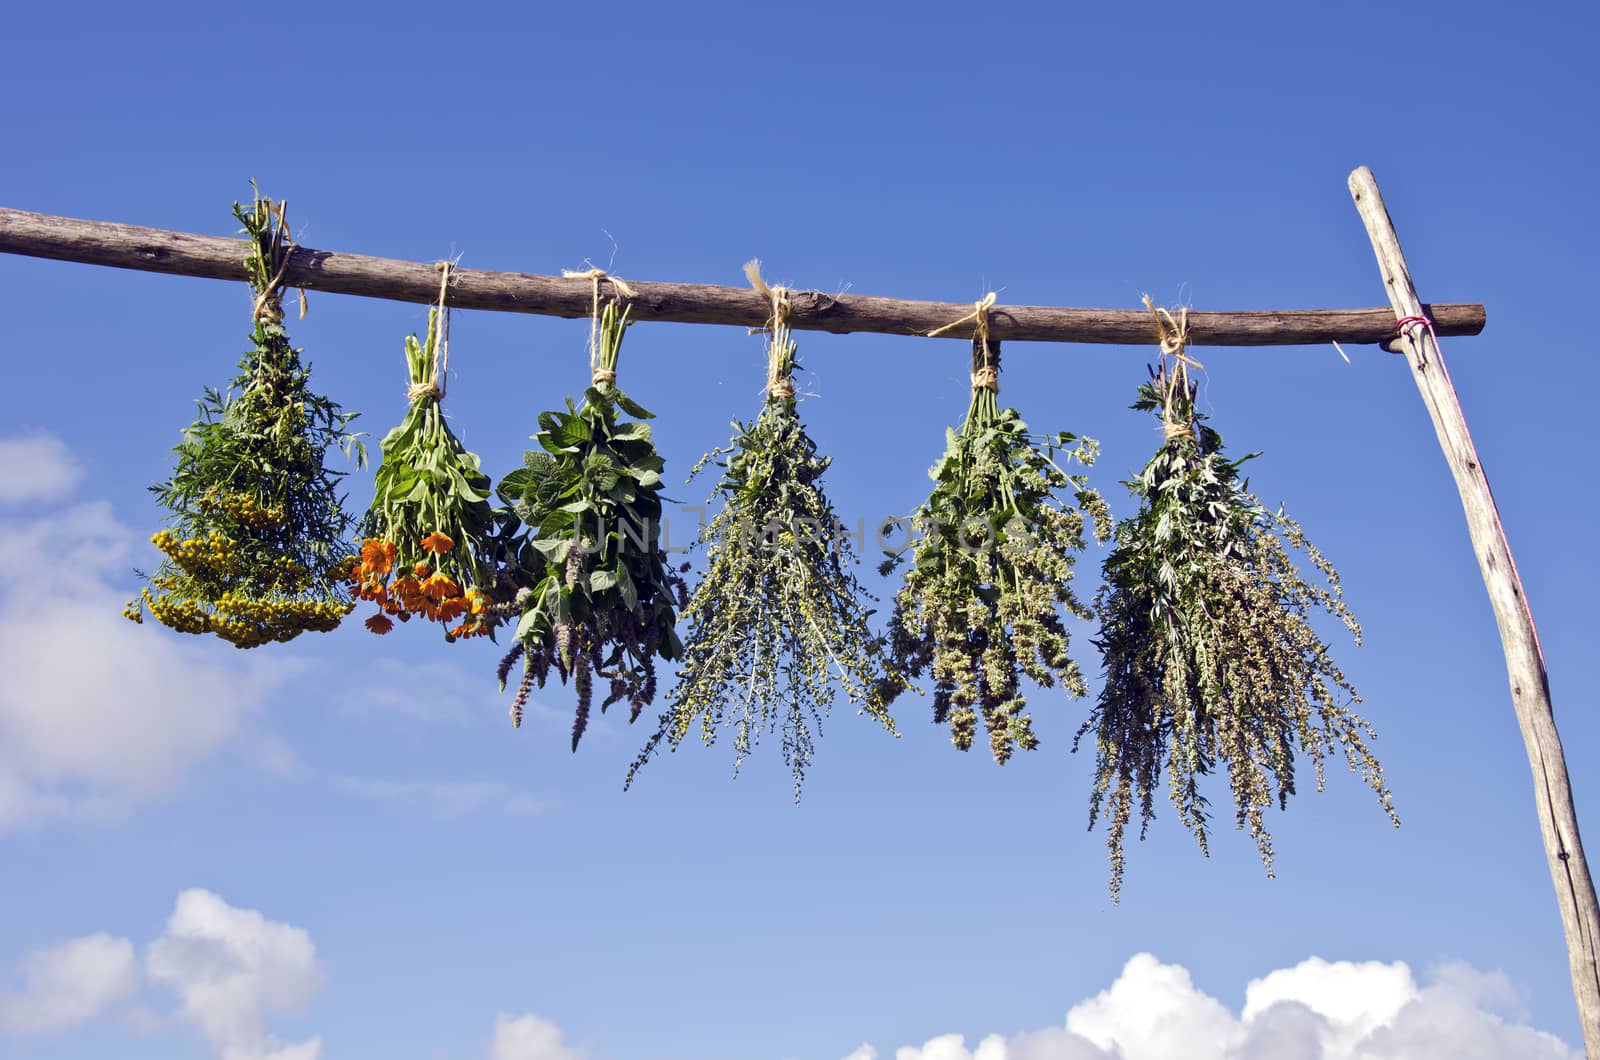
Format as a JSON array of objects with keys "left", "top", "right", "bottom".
[{"left": 1078, "top": 361, "right": 1399, "bottom": 900}]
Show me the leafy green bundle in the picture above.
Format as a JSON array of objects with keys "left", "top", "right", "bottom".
[
  {"left": 882, "top": 339, "right": 1110, "bottom": 763},
  {"left": 495, "top": 300, "right": 686, "bottom": 749},
  {"left": 628, "top": 315, "right": 900, "bottom": 797},
  {"left": 353, "top": 301, "right": 504, "bottom": 641},
  {"left": 125, "top": 190, "right": 363, "bottom": 648},
  {"left": 1079, "top": 337, "right": 1398, "bottom": 900}
]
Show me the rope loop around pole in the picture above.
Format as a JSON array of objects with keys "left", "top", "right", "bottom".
[
  {"left": 562, "top": 267, "right": 636, "bottom": 384},
  {"left": 407, "top": 262, "right": 454, "bottom": 403},
  {"left": 250, "top": 197, "right": 295, "bottom": 327},
  {"left": 1144, "top": 295, "right": 1204, "bottom": 442},
  {"left": 928, "top": 293, "right": 999, "bottom": 394},
  {"left": 1394, "top": 313, "right": 1435, "bottom": 368},
  {"left": 928, "top": 291, "right": 997, "bottom": 340},
  {"left": 745, "top": 259, "right": 797, "bottom": 400}
]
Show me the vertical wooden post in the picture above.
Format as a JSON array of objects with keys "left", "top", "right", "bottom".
[{"left": 1349, "top": 165, "right": 1600, "bottom": 1055}]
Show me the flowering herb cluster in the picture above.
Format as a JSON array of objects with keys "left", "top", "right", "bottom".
[
  {"left": 353, "top": 307, "right": 504, "bottom": 641},
  {"left": 124, "top": 190, "right": 362, "bottom": 647},
  {"left": 1078, "top": 362, "right": 1399, "bottom": 900},
  {"left": 628, "top": 320, "right": 901, "bottom": 798},
  {"left": 881, "top": 341, "right": 1110, "bottom": 763},
  {"left": 111, "top": 198, "right": 1405, "bottom": 897}
]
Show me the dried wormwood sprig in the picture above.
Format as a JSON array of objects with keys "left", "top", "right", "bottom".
[
  {"left": 1078, "top": 361, "right": 1399, "bottom": 901},
  {"left": 628, "top": 319, "right": 901, "bottom": 798}
]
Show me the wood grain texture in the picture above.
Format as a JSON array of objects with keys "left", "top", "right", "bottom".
[
  {"left": 0, "top": 205, "right": 1486, "bottom": 347},
  {"left": 1350, "top": 166, "right": 1600, "bottom": 1057}
]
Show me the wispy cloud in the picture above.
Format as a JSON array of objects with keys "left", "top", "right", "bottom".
[
  {"left": 328, "top": 773, "right": 550, "bottom": 817},
  {"left": 489, "top": 1012, "right": 589, "bottom": 1060},
  {"left": 2, "top": 890, "right": 581, "bottom": 1060},
  {"left": 0, "top": 933, "right": 138, "bottom": 1034},
  {"left": 332, "top": 656, "right": 492, "bottom": 726},
  {"left": 1, "top": 889, "right": 323, "bottom": 1060},
  {"left": 328, "top": 653, "right": 569, "bottom": 734},
  {"left": 0, "top": 433, "right": 83, "bottom": 505},
  {"left": 0, "top": 435, "right": 286, "bottom": 830},
  {"left": 146, "top": 889, "right": 324, "bottom": 1060}
]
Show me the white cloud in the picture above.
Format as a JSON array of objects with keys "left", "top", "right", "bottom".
[
  {"left": 335, "top": 656, "right": 486, "bottom": 726},
  {"left": 1067, "top": 952, "right": 1238, "bottom": 1057},
  {"left": 894, "top": 1034, "right": 1012, "bottom": 1060},
  {"left": 326, "top": 653, "right": 570, "bottom": 738},
  {"left": 0, "top": 932, "right": 139, "bottom": 1033},
  {"left": 0, "top": 497, "right": 280, "bottom": 830},
  {"left": 145, "top": 889, "right": 324, "bottom": 1060},
  {"left": 1236, "top": 956, "right": 1415, "bottom": 1056},
  {"left": 489, "top": 1012, "right": 587, "bottom": 1060},
  {"left": 855, "top": 953, "right": 1580, "bottom": 1060},
  {"left": 0, "top": 432, "right": 299, "bottom": 830},
  {"left": 0, "top": 433, "right": 83, "bottom": 504},
  {"left": 329, "top": 773, "right": 549, "bottom": 817}
]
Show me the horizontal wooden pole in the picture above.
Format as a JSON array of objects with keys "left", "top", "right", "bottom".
[{"left": 0, "top": 205, "right": 1486, "bottom": 347}]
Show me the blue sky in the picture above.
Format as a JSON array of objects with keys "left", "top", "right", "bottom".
[{"left": 2, "top": 2, "right": 1597, "bottom": 1058}]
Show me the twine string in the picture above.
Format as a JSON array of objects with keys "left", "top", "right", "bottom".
[
  {"left": 251, "top": 199, "right": 294, "bottom": 326},
  {"left": 928, "top": 293, "right": 1000, "bottom": 393},
  {"left": 970, "top": 343, "right": 1000, "bottom": 394},
  {"left": 407, "top": 263, "right": 454, "bottom": 402},
  {"left": 1143, "top": 295, "right": 1204, "bottom": 440},
  {"left": 563, "top": 267, "right": 636, "bottom": 385},
  {"left": 927, "top": 292, "right": 997, "bottom": 339},
  {"left": 1394, "top": 313, "right": 1435, "bottom": 367},
  {"left": 744, "top": 260, "right": 795, "bottom": 400}
]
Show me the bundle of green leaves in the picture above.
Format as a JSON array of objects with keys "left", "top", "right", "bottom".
[
  {"left": 495, "top": 300, "right": 686, "bottom": 749},
  {"left": 125, "top": 190, "right": 363, "bottom": 648},
  {"left": 627, "top": 319, "right": 901, "bottom": 798},
  {"left": 881, "top": 341, "right": 1110, "bottom": 764},
  {"left": 1078, "top": 359, "right": 1398, "bottom": 900},
  {"left": 352, "top": 304, "right": 506, "bottom": 641}
]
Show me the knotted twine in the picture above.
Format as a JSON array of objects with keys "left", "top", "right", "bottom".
[
  {"left": 250, "top": 198, "right": 304, "bottom": 327},
  {"left": 407, "top": 263, "right": 454, "bottom": 403},
  {"left": 563, "top": 267, "right": 637, "bottom": 386},
  {"left": 1143, "top": 295, "right": 1204, "bottom": 440},
  {"left": 743, "top": 259, "right": 795, "bottom": 400},
  {"left": 928, "top": 292, "right": 1000, "bottom": 393}
]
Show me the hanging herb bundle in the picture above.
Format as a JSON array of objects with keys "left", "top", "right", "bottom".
[
  {"left": 124, "top": 190, "right": 363, "bottom": 648},
  {"left": 1077, "top": 300, "right": 1399, "bottom": 900},
  {"left": 627, "top": 271, "right": 901, "bottom": 797},
  {"left": 352, "top": 267, "right": 503, "bottom": 641},
  {"left": 880, "top": 300, "right": 1110, "bottom": 764},
  {"left": 495, "top": 280, "right": 686, "bottom": 749}
]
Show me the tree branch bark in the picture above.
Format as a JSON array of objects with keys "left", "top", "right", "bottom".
[
  {"left": 1349, "top": 165, "right": 1600, "bottom": 1058},
  {"left": 0, "top": 205, "right": 1485, "bottom": 347}
]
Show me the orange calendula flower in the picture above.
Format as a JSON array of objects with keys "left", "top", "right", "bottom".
[
  {"left": 361, "top": 539, "right": 395, "bottom": 576},
  {"left": 412, "top": 561, "right": 432, "bottom": 578},
  {"left": 420, "top": 531, "right": 456, "bottom": 554},
  {"left": 391, "top": 576, "right": 423, "bottom": 606},
  {"left": 364, "top": 613, "right": 395, "bottom": 635},
  {"left": 422, "top": 573, "right": 461, "bottom": 602}
]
